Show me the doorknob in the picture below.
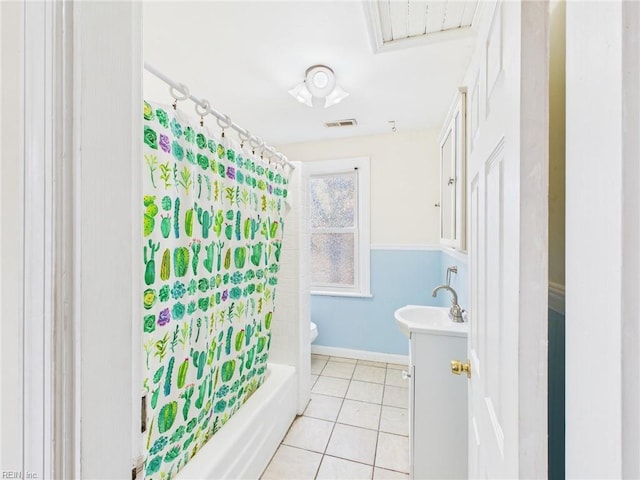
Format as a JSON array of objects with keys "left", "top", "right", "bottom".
[{"left": 451, "top": 359, "right": 471, "bottom": 378}]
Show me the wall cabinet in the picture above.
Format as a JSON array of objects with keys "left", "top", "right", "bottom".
[
  {"left": 408, "top": 330, "right": 468, "bottom": 479},
  {"left": 439, "top": 88, "right": 467, "bottom": 250}
]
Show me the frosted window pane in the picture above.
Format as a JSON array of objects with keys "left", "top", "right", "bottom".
[
  {"left": 311, "top": 233, "right": 355, "bottom": 286},
  {"left": 310, "top": 173, "right": 356, "bottom": 228}
]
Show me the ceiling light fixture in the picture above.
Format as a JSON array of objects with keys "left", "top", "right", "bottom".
[{"left": 288, "top": 65, "right": 349, "bottom": 108}]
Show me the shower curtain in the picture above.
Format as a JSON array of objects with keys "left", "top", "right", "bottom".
[{"left": 142, "top": 101, "right": 288, "bottom": 479}]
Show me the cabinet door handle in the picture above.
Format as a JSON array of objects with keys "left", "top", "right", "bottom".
[{"left": 401, "top": 370, "right": 411, "bottom": 380}]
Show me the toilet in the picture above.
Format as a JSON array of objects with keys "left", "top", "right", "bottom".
[{"left": 310, "top": 321, "right": 318, "bottom": 343}]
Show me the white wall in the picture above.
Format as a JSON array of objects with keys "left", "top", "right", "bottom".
[
  {"left": 0, "top": 1, "right": 25, "bottom": 473},
  {"left": 278, "top": 129, "right": 441, "bottom": 245}
]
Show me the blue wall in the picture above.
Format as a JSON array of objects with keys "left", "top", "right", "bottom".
[{"left": 311, "top": 248, "right": 469, "bottom": 355}]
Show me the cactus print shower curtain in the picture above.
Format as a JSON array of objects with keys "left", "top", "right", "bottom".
[{"left": 142, "top": 101, "right": 288, "bottom": 479}]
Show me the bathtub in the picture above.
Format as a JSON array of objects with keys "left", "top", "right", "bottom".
[{"left": 175, "top": 363, "right": 297, "bottom": 480}]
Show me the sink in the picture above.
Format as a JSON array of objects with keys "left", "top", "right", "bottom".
[{"left": 394, "top": 305, "right": 469, "bottom": 338}]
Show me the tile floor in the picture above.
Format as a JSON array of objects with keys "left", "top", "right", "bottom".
[{"left": 262, "top": 355, "right": 411, "bottom": 480}]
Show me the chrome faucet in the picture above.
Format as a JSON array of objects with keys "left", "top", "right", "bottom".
[
  {"left": 432, "top": 265, "right": 465, "bottom": 323},
  {"left": 432, "top": 285, "right": 465, "bottom": 322}
]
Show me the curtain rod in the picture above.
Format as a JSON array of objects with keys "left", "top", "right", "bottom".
[{"left": 144, "top": 62, "right": 293, "bottom": 170}]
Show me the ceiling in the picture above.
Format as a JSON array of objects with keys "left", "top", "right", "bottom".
[{"left": 143, "top": 1, "right": 476, "bottom": 147}]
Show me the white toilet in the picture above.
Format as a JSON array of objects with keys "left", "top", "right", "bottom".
[{"left": 310, "top": 321, "right": 318, "bottom": 343}]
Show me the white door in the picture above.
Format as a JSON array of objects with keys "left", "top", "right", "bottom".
[{"left": 466, "top": 2, "right": 548, "bottom": 477}]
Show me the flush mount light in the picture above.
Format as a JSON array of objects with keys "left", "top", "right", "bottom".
[
  {"left": 288, "top": 82, "right": 313, "bottom": 107},
  {"left": 288, "top": 65, "right": 349, "bottom": 108}
]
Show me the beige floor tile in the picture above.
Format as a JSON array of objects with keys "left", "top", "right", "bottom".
[
  {"left": 373, "top": 467, "right": 410, "bottom": 479},
  {"left": 316, "top": 455, "right": 373, "bottom": 480},
  {"left": 326, "top": 423, "right": 378, "bottom": 465},
  {"left": 382, "top": 385, "right": 409, "bottom": 408},
  {"left": 346, "top": 380, "right": 384, "bottom": 404},
  {"left": 311, "top": 356, "right": 328, "bottom": 374},
  {"left": 266, "top": 355, "right": 414, "bottom": 480},
  {"left": 375, "top": 432, "right": 410, "bottom": 473},
  {"left": 312, "top": 376, "right": 350, "bottom": 398},
  {"left": 304, "top": 393, "right": 343, "bottom": 422},
  {"left": 322, "top": 360, "right": 356, "bottom": 379},
  {"left": 282, "top": 416, "right": 334, "bottom": 453},
  {"left": 385, "top": 368, "right": 409, "bottom": 387},
  {"left": 337, "top": 399, "right": 381, "bottom": 430},
  {"left": 261, "top": 444, "right": 322, "bottom": 480},
  {"left": 379, "top": 406, "right": 409, "bottom": 436},
  {"left": 330, "top": 356, "right": 357, "bottom": 364},
  {"left": 352, "top": 365, "right": 386, "bottom": 384}
]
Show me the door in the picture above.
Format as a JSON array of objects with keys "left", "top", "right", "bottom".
[{"left": 466, "top": 1, "right": 548, "bottom": 477}]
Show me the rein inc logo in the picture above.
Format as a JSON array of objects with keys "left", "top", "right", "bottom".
[{"left": 2, "top": 473, "right": 38, "bottom": 479}]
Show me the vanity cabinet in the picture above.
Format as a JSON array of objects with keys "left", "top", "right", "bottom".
[
  {"left": 408, "top": 329, "right": 468, "bottom": 479},
  {"left": 439, "top": 88, "right": 467, "bottom": 250}
]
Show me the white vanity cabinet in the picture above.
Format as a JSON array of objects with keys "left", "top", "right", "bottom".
[
  {"left": 408, "top": 328, "right": 468, "bottom": 479},
  {"left": 439, "top": 87, "right": 467, "bottom": 250}
]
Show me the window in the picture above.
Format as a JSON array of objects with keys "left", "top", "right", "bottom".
[{"left": 307, "top": 157, "right": 370, "bottom": 297}]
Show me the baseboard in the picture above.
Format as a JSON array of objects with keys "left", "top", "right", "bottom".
[
  {"left": 549, "top": 282, "right": 565, "bottom": 315},
  {"left": 311, "top": 345, "right": 409, "bottom": 366}
]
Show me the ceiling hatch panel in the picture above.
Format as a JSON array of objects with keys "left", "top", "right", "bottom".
[{"left": 365, "top": 0, "right": 478, "bottom": 52}]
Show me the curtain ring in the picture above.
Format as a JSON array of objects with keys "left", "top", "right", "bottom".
[
  {"left": 216, "top": 114, "right": 232, "bottom": 137},
  {"left": 265, "top": 151, "right": 274, "bottom": 165},
  {"left": 195, "top": 99, "right": 210, "bottom": 127},
  {"left": 169, "top": 82, "right": 190, "bottom": 110},
  {"left": 249, "top": 136, "right": 263, "bottom": 155},
  {"left": 238, "top": 129, "right": 251, "bottom": 148}
]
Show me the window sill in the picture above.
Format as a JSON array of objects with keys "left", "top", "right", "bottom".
[{"left": 311, "top": 290, "right": 373, "bottom": 299}]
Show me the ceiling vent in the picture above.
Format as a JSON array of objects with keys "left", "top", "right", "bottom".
[{"left": 324, "top": 119, "right": 358, "bottom": 128}]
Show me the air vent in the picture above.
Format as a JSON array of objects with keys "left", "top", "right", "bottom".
[{"left": 324, "top": 119, "right": 358, "bottom": 128}]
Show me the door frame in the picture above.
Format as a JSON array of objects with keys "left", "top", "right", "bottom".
[
  {"left": 72, "top": 2, "right": 144, "bottom": 477},
  {"left": 1, "top": 2, "right": 69, "bottom": 477},
  {"left": 565, "top": 2, "right": 640, "bottom": 477}
]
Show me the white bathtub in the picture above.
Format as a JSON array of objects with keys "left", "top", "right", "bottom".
[{"left": 175, "top": 363, "right": 297, "bottom": 480}]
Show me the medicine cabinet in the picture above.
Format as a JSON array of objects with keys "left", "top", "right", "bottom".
[{"left": 439, "top": 87, "right": 466, "bottom": 250}]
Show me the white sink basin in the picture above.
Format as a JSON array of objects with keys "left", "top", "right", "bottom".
[{"left": 394, "top": 305, "right": 469, "bottom": 338}]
